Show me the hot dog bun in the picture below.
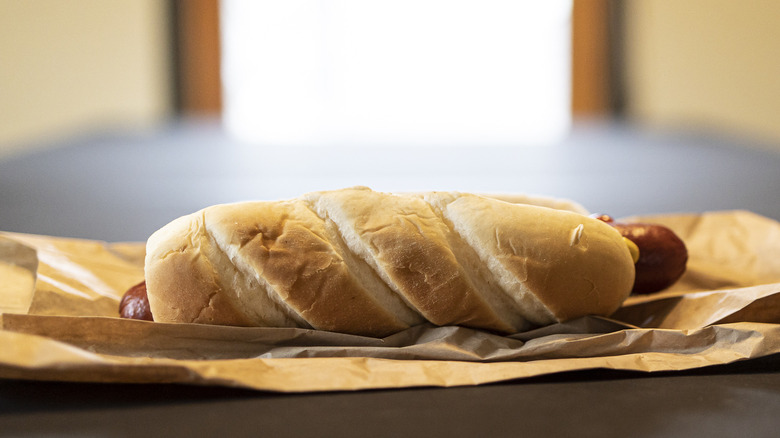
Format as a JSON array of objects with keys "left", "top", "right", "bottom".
[{"left": 144, "top": 187, "right": 635, "bottom": 337}]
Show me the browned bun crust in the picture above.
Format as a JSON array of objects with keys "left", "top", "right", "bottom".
[
  {"left": 426, "top": 192, "right": 635, "bottom": 323},
  {"left": 145, "top": 187, "right": 635, "bottom": 336}
]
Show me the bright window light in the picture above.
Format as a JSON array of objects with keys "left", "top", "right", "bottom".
[{"left": 221, "top": 0, "right": 572, "bottom": 147}]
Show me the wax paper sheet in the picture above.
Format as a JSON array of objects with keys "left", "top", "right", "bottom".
[{"left": 1, "top": 210, "right": 779, "bottom": 392}]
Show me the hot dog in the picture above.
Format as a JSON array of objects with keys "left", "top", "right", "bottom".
[
  {"left": 119, "top": 280, "right": 153, "bottom": 321},
  {"left": 592, "top": 214, "right": 688, "bottom": 294},
  {"left": 120, "top": 188, "right": 644, "bottom": 336}
]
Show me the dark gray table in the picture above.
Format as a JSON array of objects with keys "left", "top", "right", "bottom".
[{"left": 1, "top": 120, "right": 779, "bottom": 437}]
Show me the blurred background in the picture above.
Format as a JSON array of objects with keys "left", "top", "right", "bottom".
[
  {"left": 1, "top": 0, "right": 780, "bottom": 241},
  {"left": 3, "top": 0, "right": 780, "bottom": 155}
]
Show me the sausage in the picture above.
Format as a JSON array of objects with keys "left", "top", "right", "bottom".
[
  {"left": 119, "top": 281, "right": 153, "bottom": 321},
  {"left": 592, "top": 214, "right": 688, "bottom": 294}
]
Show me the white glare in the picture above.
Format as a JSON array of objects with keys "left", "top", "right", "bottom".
[{"left": 221, "top": 0, "right": 572, "bottom": 147}]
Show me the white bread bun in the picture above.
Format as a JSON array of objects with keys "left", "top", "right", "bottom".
[{"left": 144, "top": 187, "right": 634, "bottom": 337}]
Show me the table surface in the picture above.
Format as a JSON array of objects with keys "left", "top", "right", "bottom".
[{"left": 1, "top": 120, "right": 780, "bottom": 437}]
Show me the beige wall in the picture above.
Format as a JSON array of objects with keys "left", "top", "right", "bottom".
[
  {"left": 623, "top": 0, "right": 780, "bottom": 150},
  {"left": 0, "top": 0, "right": 173, "bottom": 158}
]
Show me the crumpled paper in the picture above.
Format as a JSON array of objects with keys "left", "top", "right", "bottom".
[{"left": 1, "top": 209, "right": 779, "bottom": 392}]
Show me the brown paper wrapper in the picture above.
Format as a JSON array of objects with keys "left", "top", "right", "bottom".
[{"left": 1, "top": 210, "right": 780, "bottom": 392}]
